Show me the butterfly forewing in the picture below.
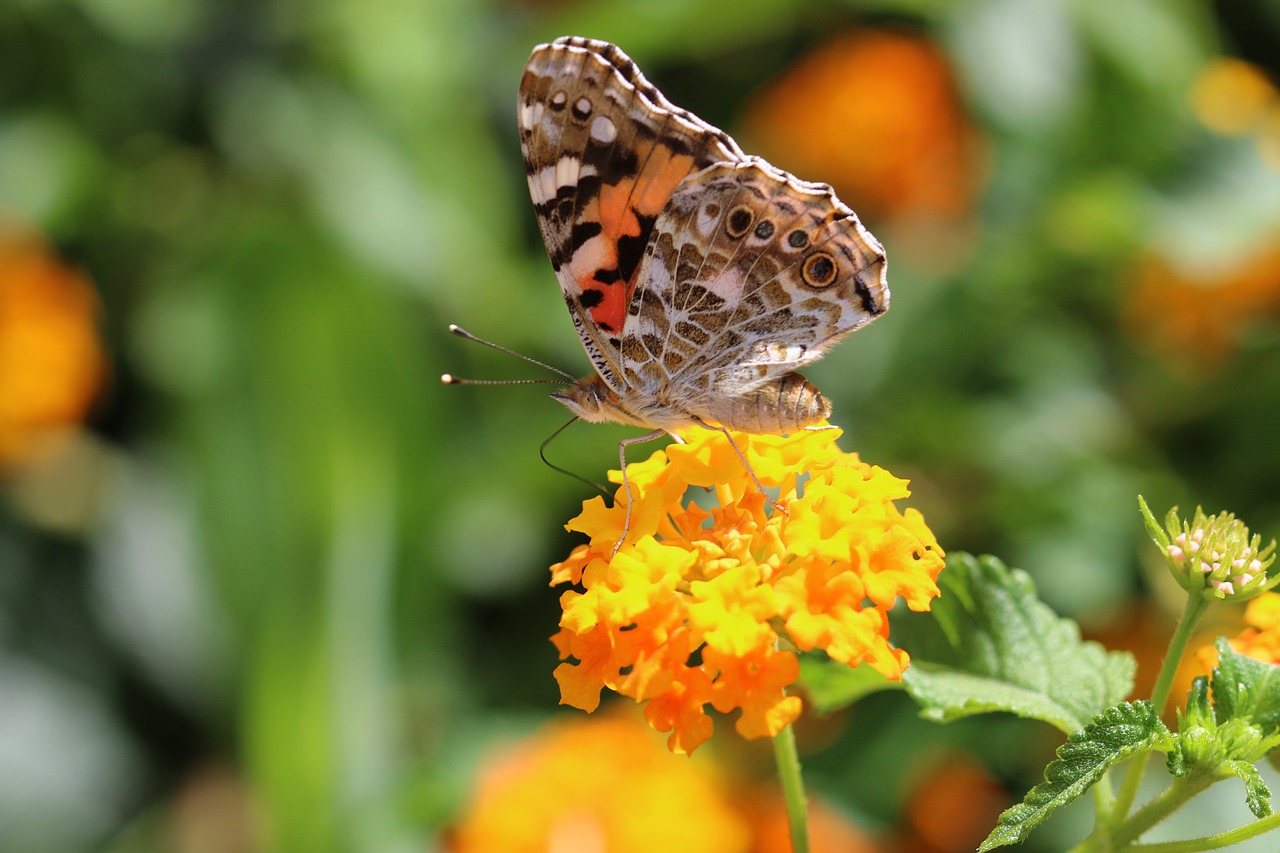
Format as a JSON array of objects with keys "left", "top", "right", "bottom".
[{"left": 519, "top": 37, "right": 744, "bottom": 388}]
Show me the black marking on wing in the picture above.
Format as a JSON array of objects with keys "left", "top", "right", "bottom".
[
  {"left": 855, "top": 276, "right": 882, "bottom": 315},
  {"left": 569, "top": 220, "right": 603, "bottom": 252},
  {"left": 583, "top": 138, "right": 639, "bottom": 177},
  {"left": 617, "top": 211, "right": 658, "bottom": 291}
]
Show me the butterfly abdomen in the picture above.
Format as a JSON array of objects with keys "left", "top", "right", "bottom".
[{"left": 709, "top": 373, "right": 831, "bottom": 434}]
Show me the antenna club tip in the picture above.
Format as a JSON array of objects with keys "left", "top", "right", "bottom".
[
  {"left": 440, "top": 373, "right": 456, "bottom": 384},
  {"left": 447, "top": 324, "right": 460, "bottom": 333}
]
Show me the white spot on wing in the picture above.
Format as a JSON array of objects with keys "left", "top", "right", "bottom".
[
  {"left": 589, "top": 115, "right": 617, "bottom": 144},
  {"left": 519, "top": 102, "right": 543, "bottom": 131},
  {"left": 554, "top": 156, "right": 580, "bottom": 193},
  {"left": 532, "top": 156, "right": 586, "bottom": 202},
  {"left": 566, "top": 233, "right": 611, "bottom": 286},
  {"left": 700, "top": 267, "right": 747, "bottom": 303}
]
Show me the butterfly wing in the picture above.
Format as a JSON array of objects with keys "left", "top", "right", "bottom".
[
  {"left": 616, "top": 158, "right": 889, "bottom": 402},
  {"left": 518, "top": 37, "right": 743, "bottom": 390}
]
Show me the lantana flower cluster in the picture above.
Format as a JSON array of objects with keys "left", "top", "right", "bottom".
[
  {"left": 550, "top": 425, "right": 944, "bottom": 754},
  {"left": 1142, "top": 498, "right": 1278, "bottom": 601},
  {"left": 1169, "top": 526, "right": 1265, "bottom": 596}
]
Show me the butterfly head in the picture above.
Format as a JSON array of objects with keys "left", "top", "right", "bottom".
[{"left": 550, "top": 373, "right": 616, "bottom": 423}]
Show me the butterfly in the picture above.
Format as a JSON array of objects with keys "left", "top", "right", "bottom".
[{"left": 451, "top": 37, "right": 889, "bottom": 549}]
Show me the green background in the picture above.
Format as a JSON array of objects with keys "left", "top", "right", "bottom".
[{"left": 2, "top": 0, "right": 1280, "bottom": 850}]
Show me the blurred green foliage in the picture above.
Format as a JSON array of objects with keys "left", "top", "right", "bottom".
[{"left": 2, "top": 0, "right": 1280, "bottom": 850}]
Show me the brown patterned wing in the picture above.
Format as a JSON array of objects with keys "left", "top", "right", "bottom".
[
  {"left": 616, "top": 158, "right": 889, "bottom": 400},
  {"left": 518, "top": 37, "right": 743, "bottom": 389}
]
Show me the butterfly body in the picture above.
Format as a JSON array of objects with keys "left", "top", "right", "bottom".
[
  {"left": 552, "top": 369, "right": 830, "bottom": 435},
  {"left": 519, "top": 36, "right": 889, "bottom": 439}
]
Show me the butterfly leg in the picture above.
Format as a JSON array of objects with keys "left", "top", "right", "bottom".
[
  {"left": 612, "top": 429, "right": 670, "bottom": 557},
  {"left": 695, "top": 421, "right": 789, "bottom": 518}
]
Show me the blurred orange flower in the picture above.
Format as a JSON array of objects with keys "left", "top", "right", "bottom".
[
  {"left": 741, "top": 30, "right": 979, "bottom": 223},
  {"left": 0, "top": 228, "right": 107, "bottom": 470},
  {"left": 743, "top": 785, "right": 881, "bottom": 853},
  {"left": 1125, "top": 59, "right": 1280, "bottom": 370},
  {"left": 1228, "top": 592, "right": 1280, "bottom": 664},
  {"left": 550, "top": 426, "right": 944, "bottom": 754},
  {"left": 448, "top": 711, "right": 751, "bottom": 853},
  {"left": 899, "top": 753, "right": 1008, "bottom": 853},
  {"left": 448, "top": 709, "right": 882, "bottom": 853},
  {"left": 1190, "top": 58, "right": 1278, "bottom": 137},
  {"left": 1123, "top": 242, "right": 1280, "bottom": 368},
  {"left": 1189, "top": 57, "right": 1280, "bottom": 172}
]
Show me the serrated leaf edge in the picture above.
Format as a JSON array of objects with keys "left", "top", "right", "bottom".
[
  {"left": 979, "top": 702, "right": 1172, "bottom": 852},
  {"left": 1224, "top": 759, "right": 1273, "bottom": 819}
]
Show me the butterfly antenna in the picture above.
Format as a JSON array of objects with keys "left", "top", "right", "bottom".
[
  {"left": 541, "top": 415, "right": 612, "bottom": 498},
  {"left": 442, "top": 324, "right": 576, "bottom": 383},
  {"left": 441, "top": 375, "right": 564, "bottom": 386}
]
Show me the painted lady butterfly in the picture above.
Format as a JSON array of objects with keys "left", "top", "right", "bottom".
[
  {"left": 519, "top": 36, "right": 888, "bottom": 443},
  {"left": 449, "top": 37, "right": 889, "bottom": 546}
]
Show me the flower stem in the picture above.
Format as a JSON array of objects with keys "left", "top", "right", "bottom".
[
  {"left": 1151, "top": 595, "right": 1208, "bottom": 716},
  {"left": 1122, "top": 808, "right": 1280, "bottom": 851},
  {"left": 773, "top": 722, "right": 810, "bottom": 853},
  {"left": 1109, "top": 594, "right": 1209, "bottom": 825},
  {"left": 1112, "top": 775, "right": 1211, "bottom": 847}
]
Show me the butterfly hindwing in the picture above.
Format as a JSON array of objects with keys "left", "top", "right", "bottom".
[{"left": 616, "top": 159, "right": 888, "bottom": 400}]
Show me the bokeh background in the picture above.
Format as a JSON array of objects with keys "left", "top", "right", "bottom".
[{"left": 3, "top": 0, "right": 1280, "bottom": 850}]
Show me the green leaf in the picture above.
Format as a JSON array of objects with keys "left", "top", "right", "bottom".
[
  {"left": 798, "top": 654, "right": 903, "bottom": 713},
  {"left": 897, "top": 553, "right": 1136, "bottom": 734},
  {"left": 980, "top": 702, "right": 1172, "bottom": 852},
  {"left": 1213, "top": 638, "right": 1280, "bottom": 735},
  {"left": 1224, "top": 760, "right": 1273, "bottom": 819}
]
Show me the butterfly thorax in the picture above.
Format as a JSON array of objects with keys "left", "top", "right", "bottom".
[
  {"left": 553, "top": 371, "right": 832, "bottom": 435},
  {"left": 552, "top": 373, "right": 697, "bottom": 432}
]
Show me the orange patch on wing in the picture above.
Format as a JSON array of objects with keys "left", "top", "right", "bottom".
[
  {"left": 568, "top": 197, "right": 625, "bottom": 331},
  {"left": 633, "top": 149, "right": 696, "bottom": 216},
  {"left": 585, "top": 149, "right": 699, "bottom": 333},
  {"left": 598, "top": 183, "right": 640, "bottom": 242}
]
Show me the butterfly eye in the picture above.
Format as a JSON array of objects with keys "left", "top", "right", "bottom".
[
  {"left": 787, "top": 229, "right": 809, "bottom": 249},
  {"left": 725, "top": 205, "right": 754, "bottom": 238},
  {"left": 802, "top": 252, "right": 838, "bottom": 287},
  {"left": 753, "top": 220, "right": 775, "bottom": 240}
]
